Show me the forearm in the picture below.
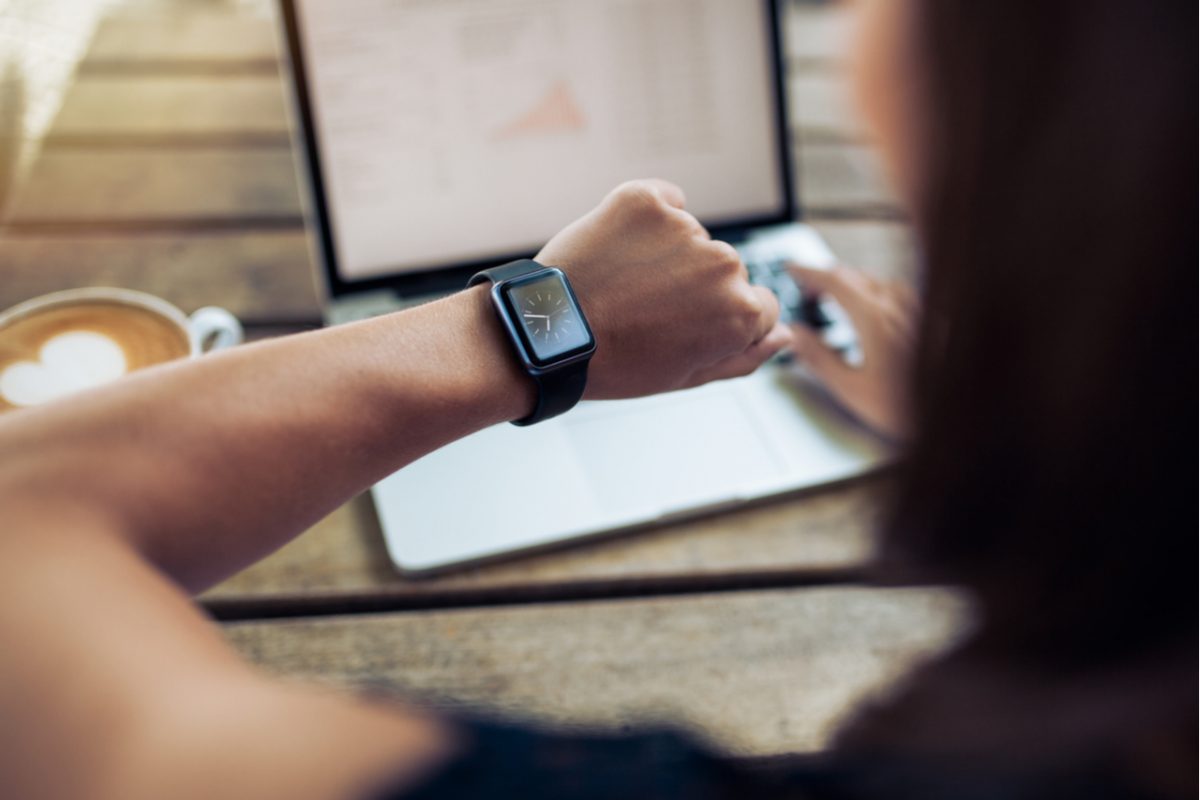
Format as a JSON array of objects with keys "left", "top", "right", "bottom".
[{"left": 0, "top": 286, "right": 532, "bottom": 591}]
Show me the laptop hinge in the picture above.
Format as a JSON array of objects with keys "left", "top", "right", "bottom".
[{"left": 326, "top": 289, "right": 405, "bottom": 325}]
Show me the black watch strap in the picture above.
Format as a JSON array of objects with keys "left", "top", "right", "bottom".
[
  {"left": 517, "top": 359, "right": 589, "bottom": 426},
  {"left": 469, "top": 260, "right": 591, "bottom": 427},
  {"left": 468, "top": 260, "right": 545, "bottom": 286}
]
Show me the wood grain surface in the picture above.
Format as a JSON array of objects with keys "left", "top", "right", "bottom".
[
  {"left": 5, "top": 148, "right": 303, "bottom": 224},
  {"left": 0, "top": 230, "right": 317, "bottom": 322},
  {"left": 202, "top": 477, "right": 887, "bottom": 613},
  {"left": 224, "top": 586, "right": 971, "bottom": 755},
  {"left": 84, "top": 11, "right": 281, "bottom": 68},
  {"left": 48, "top": 75, "right": 289, "bottom": 143}
]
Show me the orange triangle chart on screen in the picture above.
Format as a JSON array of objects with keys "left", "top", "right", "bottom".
[{"left": 493, "top": 81, "right": 587, "bottom": 140}]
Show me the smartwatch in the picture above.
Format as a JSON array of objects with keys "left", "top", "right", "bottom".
[{"left": 468, "top": 259, "right": 596, "bottom": 426}]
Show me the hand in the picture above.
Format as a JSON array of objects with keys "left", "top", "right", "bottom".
[
  {"left": 537, "top": 179, "right": 791, "bottom": 399},
  {"left": 788, "top": 264, "right": 918, "bottom": 440}
]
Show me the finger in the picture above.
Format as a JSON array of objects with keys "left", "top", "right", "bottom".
[
  {"left": 787, "top": 263, "right": 875, "bottom": 321},
  {"left": 688, "top": 323, "right": 793, "bottom": 386},
  {"left": 748, "top": 284, "right": 782, "bottom": 343},
  {"left": 858, "top": 271, "right": 885, "bottom": 294},
  {"left": 639, "top": 178, "right": 687, "bottom": 210},
  {"left": 751, "top": 320, "right": 793, "bottom": 355},
  {"left": 790, "top": 324, "right": 859, "bottom": 399}
]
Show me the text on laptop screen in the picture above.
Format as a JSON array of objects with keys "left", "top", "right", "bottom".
[{"left": 292, "top": 0, "right": 785, "bottom": 281}]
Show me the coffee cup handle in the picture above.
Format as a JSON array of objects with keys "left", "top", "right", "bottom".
[{"left": 188, "top": 307, "right": 244, "bottom": 353}]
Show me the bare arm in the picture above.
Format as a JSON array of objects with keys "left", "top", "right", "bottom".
[
  {"left": 0, "top": 181, "right": 790, "bottom": 800},
  {"left": 1, "top": 285, "right": 535, "bottom": 589}
]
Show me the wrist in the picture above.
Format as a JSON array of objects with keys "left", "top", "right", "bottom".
[{"left": 458, "top": 284, "right": 537, "bottom": 425}]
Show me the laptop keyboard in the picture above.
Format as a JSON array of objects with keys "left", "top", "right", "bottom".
[{"left": 744, "top": 255, "right": 861, "bottom": 365}]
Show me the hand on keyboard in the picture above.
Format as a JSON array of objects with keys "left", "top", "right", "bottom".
[
  {"left": 745, "top": 257, "right": 861, "bottom": 364},
  {"left": 781, "top": 263, "right": 919, "bottom": 441}
]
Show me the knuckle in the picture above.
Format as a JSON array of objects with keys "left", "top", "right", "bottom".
[
  {"left": 611, "top": 181, "right": 663, "bottom": 216},
  {"left": 706, "top": 240, "right": 743, "bottom": 274},
  {"left": 664, "top": 207, "right": 699, "bottom": 237},
  {"left": 727, "top": 290, "right": 763, "bottom": 342}
]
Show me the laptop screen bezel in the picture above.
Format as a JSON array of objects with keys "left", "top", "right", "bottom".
[{"left": 279, "top": 0, "right": 798, "bottom": 299}]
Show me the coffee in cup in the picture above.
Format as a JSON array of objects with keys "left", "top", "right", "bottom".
[{"left": 0, "top": 288, "right": 242, "bottom": 413}]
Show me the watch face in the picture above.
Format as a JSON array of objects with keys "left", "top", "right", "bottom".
[{"left": 504, "top": 271, "right": 593, "bottom": 365}]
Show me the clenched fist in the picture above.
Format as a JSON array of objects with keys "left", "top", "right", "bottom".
[{"left": 537, "top": 179, "right": 792, "bottom": 399}]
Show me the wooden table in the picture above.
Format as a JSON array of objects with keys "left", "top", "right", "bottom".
[{"left": 0, "top": 1, "right": 967, "bottom": 758}]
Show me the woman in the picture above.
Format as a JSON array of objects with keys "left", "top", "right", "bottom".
[{"left": 0, "top": 0, "right": 1192, "bottom": 798}]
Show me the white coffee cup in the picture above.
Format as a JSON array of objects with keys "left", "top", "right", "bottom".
[{"left": 0, "top": 287, "right": 243, "bottom": 412}]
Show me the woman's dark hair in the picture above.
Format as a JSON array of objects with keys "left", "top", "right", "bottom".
[
  {"left": 883, "top": 0, "right": 1193, "bottom": 668},
  {"left": 832, "top": 3, "right": 1194, "bottom": 790}
]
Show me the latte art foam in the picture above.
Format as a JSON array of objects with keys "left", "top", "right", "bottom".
[{"left": 0, "top": 301, "right": 190, "bottom": 412}]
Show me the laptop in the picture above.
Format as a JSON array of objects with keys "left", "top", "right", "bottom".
[{"left": 278, "top": 0, "right": 890, "bottom": 573}]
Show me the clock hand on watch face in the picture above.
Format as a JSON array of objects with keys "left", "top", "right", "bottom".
[{"left": 522, "top": 313, "right": 549, "bottom": 340}]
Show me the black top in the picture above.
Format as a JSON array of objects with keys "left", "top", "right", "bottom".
[{"left": 375, "top": 718, "right": 1151, "bottom": 800}]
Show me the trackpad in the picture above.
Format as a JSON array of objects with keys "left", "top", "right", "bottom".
[{"left": 564, "top": 387, "right": 784, "bottom": 518}]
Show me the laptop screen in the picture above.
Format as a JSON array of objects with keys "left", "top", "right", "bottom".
[{"left": 285, "top": 0, "right": 791, "bottom": 287}]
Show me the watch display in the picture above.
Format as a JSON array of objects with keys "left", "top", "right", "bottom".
[{"left": 502, "top": 271, "right": 593, "bottom": 365}]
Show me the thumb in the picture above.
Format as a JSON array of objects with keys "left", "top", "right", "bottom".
[
  {"left": 791, "top": 324, "right": 858, "bottom": 398},
  {"left": 787, "top": 263, "right": 874, "bottom": 323},
  {"left": 686, "top": 323, "right": 794, "bottom": 387}
]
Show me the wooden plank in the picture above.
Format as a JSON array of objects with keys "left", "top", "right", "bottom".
[
  {"left": 3, "top": 147, "right": 302, "bottom": 225},
  {"left": 203, "top": 478, "right": 885, "bottom": 608},
  {"left": 47, "top": 75, "right": 289, "bottom": 141},
  {"left": 223, "top": 586, "right": 970, "bottom": 755},
  {"left": 83, "top": 13, "right": 279, "bottom": 68},
  {"left": 0, "top": 230, "right": 318, "bottom": 322}
]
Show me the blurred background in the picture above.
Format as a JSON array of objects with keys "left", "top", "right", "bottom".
[
  {"left": 0, "top": 0, "right": 911, "bottom": 325},
  {"left": 0, "top": 0, "right": 267, "bottom": 198}
]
